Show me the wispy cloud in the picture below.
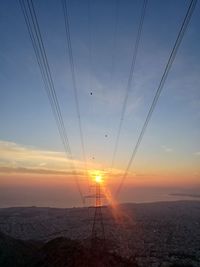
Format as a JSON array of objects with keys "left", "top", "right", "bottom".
[
  {"left": 194, "top": 151, "right": 200, "bottom": 156},
  {"left": 0, "top": 140, "right": 124, "bottom": 179},
  {"left": 0, "top": 140, "right": 86, "bottom": 176},
  {"left": 0, "top": 166, "right": 72, "bottom": 175},
  {"left": 161, "top": 145, "right": 173, "bottom": 153}
]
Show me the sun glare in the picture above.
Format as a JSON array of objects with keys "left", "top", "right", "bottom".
[{"left": 95, "top": 175, "right": 102, "bottom": 184}]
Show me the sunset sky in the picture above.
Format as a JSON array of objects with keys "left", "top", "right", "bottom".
[{"left": 0, "top": 0, "right": 200, "bottom": 207}]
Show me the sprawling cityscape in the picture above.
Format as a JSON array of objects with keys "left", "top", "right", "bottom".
[
  {"left": 0, "top": 201, "right": 200, "bottom": 266},
  {"left": 0, "top": 0, "right": 200, "bottom": 266}
]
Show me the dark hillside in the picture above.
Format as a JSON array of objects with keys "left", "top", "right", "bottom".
[{"left": 0, "top": 232, "right": 137, "bottom": 267}]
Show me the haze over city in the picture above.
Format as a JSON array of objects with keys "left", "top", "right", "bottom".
[{"left": 1, "top": 1, "right": 200, "bottom": 267}]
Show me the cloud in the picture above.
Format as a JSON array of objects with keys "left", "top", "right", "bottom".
[
  {"left": 161, "top": 145, "right": 173, "bottom": 153},
  {"left": 194, "top": 151, "right": 200, "bottom": 156},
  {"left": 0, "top": 166, "right": 69, "bottom": 175},
  {"left": 0, "top": 140, "right": 86, "bottom": 176},
  {"left": 0, "top": 140, "right": 124, "bottom": 180}
]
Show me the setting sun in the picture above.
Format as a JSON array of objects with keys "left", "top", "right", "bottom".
[
  {"left": 0, "top": 1, "right": 199, "bottom": 266},
  {"left": 95, "top": 175, "right": 102, "bottom": 184}
]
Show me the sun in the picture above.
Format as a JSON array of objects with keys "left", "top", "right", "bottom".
[
  {"left": 95, "top": 175, "right": 102, "bottom": 184},
  {"left": 89, "top": 170, "right": 104, "bottom": 184}
]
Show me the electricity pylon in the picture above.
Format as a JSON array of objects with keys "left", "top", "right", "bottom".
[
  {"left": 85, "top": 175, "right": 106, "bottom": 252},
  {"left": 91, "top": 179, "right": 105, "bottom": 249}
]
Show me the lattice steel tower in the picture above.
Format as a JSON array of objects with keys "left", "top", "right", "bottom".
[{"left": 91, "top": 175, "right": 106, "bottom": 251}]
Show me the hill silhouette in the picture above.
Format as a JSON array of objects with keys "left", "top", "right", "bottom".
[
  {"left": 0, "top": 231, "right": 138, "bottom": 267},
  {"left": 0, "top": 231, "right": 40, "bottom": 267}
]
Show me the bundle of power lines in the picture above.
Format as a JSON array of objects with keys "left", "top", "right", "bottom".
[{"left": 19, "top": 0, "right": 197, "bottom": 203}]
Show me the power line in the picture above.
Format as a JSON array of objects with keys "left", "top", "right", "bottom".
[
  {"left": 62, "top": 0, "right": 88, "bottom": 181},
  {"left": 20, "top": 0, "right": 70, "bottom": 158},
  {"left": 116, "top": 0, "right": 197, "bottom": 197},
  {"left": 88, "top": 0, "right": 92, "bottom": 96},
  {"left": 109, "top": 0, "right": 119, "bottom": 86},
  {"left": 110, "top": 0, "right": 148, "bottom": 170},
  {"left": 19, "top": 0, "right": 84, "bottom": 204}
]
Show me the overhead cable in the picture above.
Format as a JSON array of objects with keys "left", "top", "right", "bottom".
[
  {"left": 116, "top": 0, "right": 197, "bottom": 197},
  {"left": 19, "top": 0, "right": 84, "bottom": 204},
  {"left": 62, "top": 0, "right": 88, "bottom": 180},
  {"left": 111, "top": 0, "right": 148, "bottom": 170}
]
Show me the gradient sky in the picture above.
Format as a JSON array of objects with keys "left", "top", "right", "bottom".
[{"left": 0, "top": 0, "right": 200, "bottom": 207}]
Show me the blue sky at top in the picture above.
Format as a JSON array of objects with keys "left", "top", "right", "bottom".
[{"left": 0, "top": 0, "right": 200, "bottom": 175}]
